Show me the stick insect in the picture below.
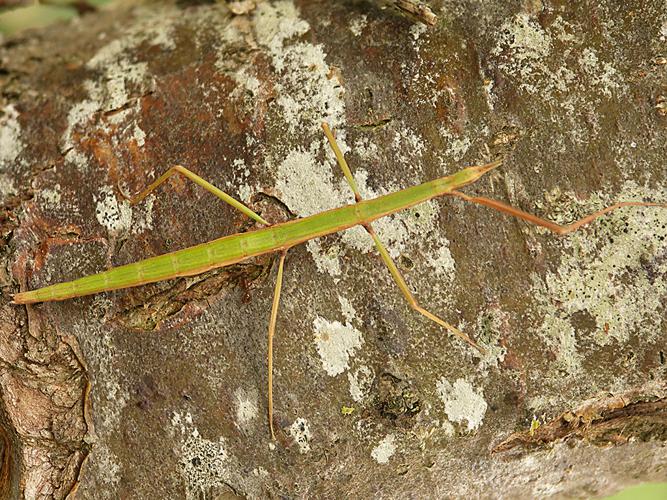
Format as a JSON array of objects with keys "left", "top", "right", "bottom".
[{"left": 13, "top": 123, "right": 666, "bottom": 439}]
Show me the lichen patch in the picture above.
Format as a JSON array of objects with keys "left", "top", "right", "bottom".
[
  {"left": 530, "top": 181, "right": 667, "bottom": 373},
  {"left": 0, "top": 104, "right": 24, "bottom": 201},
  {"left": 133, "top": 123, "right": 146, "bottom": 147},
  {"left": 347, "top": 364, "right": 374, "bottom": 402},
  {"left": 169, "top": 409, "right": 264, "bottom": 498},
  {"left": 275, "top": 143, "right": 349, "bottom": 217},
  {"left": 0, "top": 104, "right": 24, "bottom": 170},
  {"left": 490, "top": 13, "right": 625, "bottom": 102},
  {"left": 371, "top": 434, "right": 396, "bottom": 464},
  {"left": 391, "top": 124, "right": 427, "bottom": 164},
  {"left": 0, "top": 174, "right": 17, "bottom": 202},
  {"left": 426, "top": 242, "right": 456, "bottom": 278},
  {"left": 234, "top": 388, "right": 258, "bottom": 428},
  {"left": 94, "top": 185, "right": 133, "bottom": 236},
  {"left": 409, "top": 22, "right": 428, "bottom": 42},
  {"left": 577, "top": 48, "right": 622, "bottom": 98},
  {"left": 475, "top": 306, "right": 509, "bottom": 372},
  {"left": 253, "top": 1, "right": 310, "bottom": 66},
  {"left": 131, "top": 195, "right": 154, "bottom": 234},
  {"left": 252, "top": 1, "right": 345, "bottom": 134},
  {"left": 36, "top": 184, "right": 62, "bottom": 211},
  {"left": 306, "top": 239, "right": 343, "bottom": 278},
  {"left": 436, "top": 378, "right": 488, "bottom": 431},
  {"left": 438, "top": 126, "right": 472, "bottom": 160},
  {"left": 313, "top": 316, "right": 364, "bottom": 377},
  {"left": 349, "top": 14, "right": 368, "bottom": 37},
  {"left": 288, "top": 417, "right": 312, "bottom": 454},
  {"left": 62, "top": 7, "right": 180, "bottom": 171},
  {"left": 171, "top": 411, "right": 234, "bottom": 498},
  {"left": 338, "top": 295, "right": 358, "bottom": 323},
  {"left": 492, "top": 13, "right": 552, "bottom": 62}
]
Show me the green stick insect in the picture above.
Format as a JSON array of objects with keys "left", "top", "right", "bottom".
[{"left": 13, "top": 123, "right": 667, "bottom": 439}]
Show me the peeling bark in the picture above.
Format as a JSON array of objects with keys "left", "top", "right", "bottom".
[{"left": 0, "top": 0, "right": 666, "bottom": 498}]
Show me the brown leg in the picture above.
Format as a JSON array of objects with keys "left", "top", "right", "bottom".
[
  {"left": 447, "top": 191, "right": 665, "bottom": 235},
  {"left": 267, "top": 250, "right": 287, "bottom": 440}
]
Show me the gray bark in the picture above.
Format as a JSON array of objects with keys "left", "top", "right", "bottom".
[{"left": 0, "top": 0, "right": 665, "bottom": 498}]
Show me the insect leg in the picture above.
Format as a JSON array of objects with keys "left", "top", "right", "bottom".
[
  {"left": 447, "top": 191, "right": 666, "bottom": 235},
  {"left": 129, "top": 165, "right": 270, "bottom": 226},
  {"left": 364, "top": 224, "right": 485, "bottom": 353},
  {"left": 322, "top": 122, "right": 484, "bottom": 353},
  {"left": 322, "top": 122, "right": 363, "bottom": 201},
  {"left": 268, "top": 250, "right": 287, "bottom": 440}
]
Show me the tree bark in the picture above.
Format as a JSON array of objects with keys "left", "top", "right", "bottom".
[{"left": 0, "top": 0, "right": 665, "bottom": 498}]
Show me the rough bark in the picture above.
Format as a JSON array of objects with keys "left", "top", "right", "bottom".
[{"left": 0, "top": 0, "right": 666, "bottom": 498}]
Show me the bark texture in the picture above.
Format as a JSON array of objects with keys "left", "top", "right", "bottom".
[{"left": 0, "top": 0, "right": 666, "bottom": 498}]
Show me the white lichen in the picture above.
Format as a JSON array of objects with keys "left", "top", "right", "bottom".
[
  {"left": 438, "top": 126, "right": 472, "bottom": 160},
  {"left": 347, "top": 364, "right": 374, "bottom": 402},
  {"left": 0, "top": 104, "right": 24, "bottom": 170},
  {"left": 577, "top": 48, "right": 622, "bottom": 98},
  {"left": 490, "top": 13, "right": 623, "bottom": 99},
  {"left": 306, "top": 240, "right": 343, "bottom": 278},
  {"left": 180, "top": 434, "right": 230, "bottom": 499},
  {"left": 133, "top": 123, "right": 146, "bottom": 147},
  {"left": 491, "top": 13, "right": 552, "bottom": 63},
  {"left": 392, "top": 124, "right": 426, "bottom": 163},
  {"left": 232, "top": 67, "right": 261, "bottom": 96},
  {"left": 94, "top": 185, "right": 133, "bottom": 236},
  {"left": 436, "top": 378, "right": 488, "bottom": 431},
  {"left": 234, "top": 388, "right": 258, "bottom": 428},
  {"left": 349, "top": 15, "right": 368, "bottom": 37},
  {"left": 62, "top": 99, "right": 99, "bottom": 170},
  {"left": 62, "top": 7, "right": 179, "bottom": 171},
  {"left": 410, "top": 22, "right": 428, "bottom": 42},
  {"left": 171, "top": 411, "right": 250, "bottom": 499},
  {"left": 275, "top": 143, "right": 349, "bottom": 217},
  {"left": 36, "top": 184, "right": 62, "bottom": 210},
  {"left": 530, "top": 181, "right": 667, "bottom": 374},
  {"left": 252, "top": 1, "right": 345, "bottom": 134},
  {"left": 426, "top": 242, "right": 456, "bottom": 278},
  {"left": 338, "top": 295, "right": 357, "bottom": 323},
  {"left": 289, "top": 417, "right": 312, "bottom": 453},
  {"left": 475, "top": 307, "right": 509, "bottom": 373},
  {"left": 253, "top": 1, "right": 310, "bottom": 66},
  {"left": 313, "top": 316, "right": 364, "bottom": 377},
  {"left": 371, "top": 434, "right": 396, "bottom": 464},
  {"left": 0, "top": 174, "right": 17, "bottom": 201},
  {"left": 538, "top": 315, "right": 584, "bottom": 375},
  {"left": 0, "top": 104, "right": 24, "bottom": 200},
  {"left": 131, "top": 196, "right": 154, "bottom": 234},
  {"left": 353, "top": 136, "right": 380, "bottom": 161}
]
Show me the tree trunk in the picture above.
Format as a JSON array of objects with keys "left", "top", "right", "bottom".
[{"left": 0, "top": 1, "right": 665, "bottom": 498}]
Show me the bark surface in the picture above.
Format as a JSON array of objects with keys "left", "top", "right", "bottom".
[{"left": 0, "top": 1, "right": 666, "bottom": 498}]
